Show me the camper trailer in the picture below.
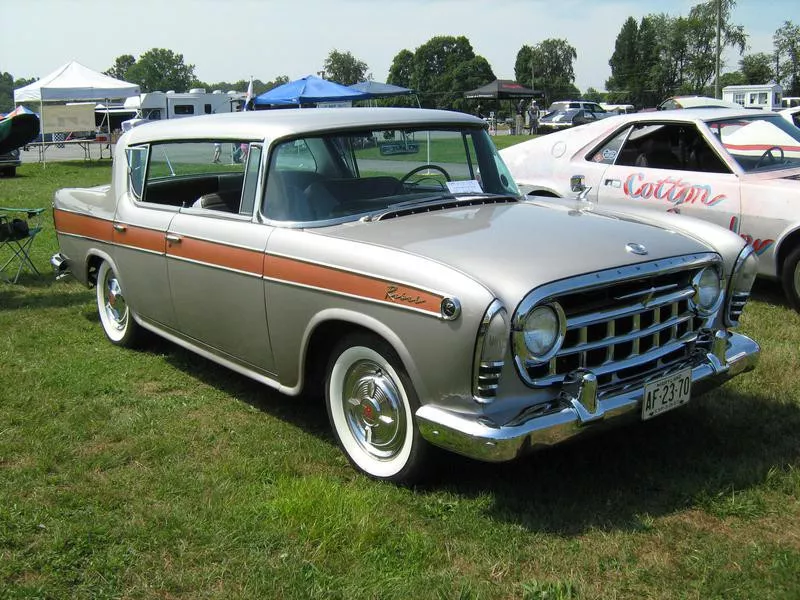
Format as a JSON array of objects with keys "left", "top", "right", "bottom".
[
  {"left": 123, "top": 89, "right": 244, "bottom": 122},
  {"left": 722, "top": 83, "right": 783, "bottom": 111}
]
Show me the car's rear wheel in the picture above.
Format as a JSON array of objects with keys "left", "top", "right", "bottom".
[
  {"left": 325, "top": 333, "right": 429, "bottom": 483},
  {"left": 96, "top": 260, "right": 142, "bottom": 347},
  {"left": 782, "top": 247, "right": 800, "bottom": 312}
]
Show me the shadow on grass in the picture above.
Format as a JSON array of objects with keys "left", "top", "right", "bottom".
[
  {"left": 115, "top": 329, "right": 799, "bottom": 536},
  {"left": 0, "top": 279, "right": 92, "bottom": 309},
  {"left": 427, "top": 389, "right": 800, "bottom": 534},
  {"left": 750, "top": 278, "right": 789, "bottom": 308}
]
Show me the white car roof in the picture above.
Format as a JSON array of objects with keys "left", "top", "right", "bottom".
[
  {"left": 121, "top": 107, "right": 485, "bottom": 145},
  {"left": 609, "top": 107, "right": 783, "bottom": 123}
]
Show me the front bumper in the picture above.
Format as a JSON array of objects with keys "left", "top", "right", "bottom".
[{"left": 416, "top": 330, "right": 759, "bottom": 462}]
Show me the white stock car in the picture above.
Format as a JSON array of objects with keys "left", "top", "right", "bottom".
[{"left": 501, "top": 108, "right": 800, "bottom": 310}]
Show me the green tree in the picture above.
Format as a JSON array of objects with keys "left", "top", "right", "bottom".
[
  {"left": 125, "top": 48, "right": 196, "bottom": 93},
  {"left": 606, "top": 17, "right": 639, "bottom": 97},
  {"left": 719, "top": 71, "right": 746, "bottom": 87},
  {"left": 774, "top": 20, "right": 800, "bottom": 95},
  {"left": 322, "top": 50, "right": 369, "bottom": 85},
  {"left": 387, "top": 50, "right": 414, "bottom": 89},
  {"left": 739, "top": 53, "right": 775, "bottom": 84},
  {"left": 104, "top": 55, "right": 136, "bottom": 81},
  {"left": 515, "top": 39, "right": 577, "bottom": 105},
  {"left": 0, "top": 72, "right": 37, "bottom": 112},
  {"left": 411, "top": 36, "right": 480, "bottom": 108},
  {"left": 583, "top": 87, "right": 605, "bottom": 103},
  {"left": 447, "top": 56, "right": 495, "bottom": 113},
  {"left": 684, "top": 0, "right": 747, "bottom": 93}
]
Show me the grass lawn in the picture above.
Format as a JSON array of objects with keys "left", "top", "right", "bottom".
[{"left": 1, "top": 161, "right": 798, "bottom": 599}]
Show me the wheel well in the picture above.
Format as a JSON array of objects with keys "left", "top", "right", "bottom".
[
  {"left": 86, "top": 254, "right": 103, "bottom": 286},
  {"left": 302, "top": 321, "right": 378, "bottom": 399},
  {"left": 776, "top": 228, "right": 800, "bottom": 277}
]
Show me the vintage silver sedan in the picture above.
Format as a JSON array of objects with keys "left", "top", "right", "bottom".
[{"left": 52, "top": 108, "right": 760, "bottom": 482}]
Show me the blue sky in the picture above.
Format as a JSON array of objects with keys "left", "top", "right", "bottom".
[{"left": 0, "top": 0, "right": 792, "bottom": 92}]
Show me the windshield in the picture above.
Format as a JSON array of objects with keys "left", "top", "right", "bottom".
[
  {"left": 707, "top": 115, "right": 800, "bottom": 172},
  {"left": 262, "top": 126, "right": 520, "bottom": 223}
]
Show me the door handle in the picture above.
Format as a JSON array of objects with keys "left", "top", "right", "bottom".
[
  {"left": 113, "top": 223, "right": 127, "bottom": 232},
  {"left": 165, "top": 234, "right": 182, "bottom": 244},
  {"left": 604, "top": 179, "right": 621, "bottom": 188}
]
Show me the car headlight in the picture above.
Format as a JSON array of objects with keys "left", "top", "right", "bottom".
[
  {"left": 517, "top": 303, "right": 566, "bottom": 363},
  {"left": 726, "top": 245, "right": 758, "bottom": 326},
  {"left": 691, "top": 266, "right": 723, "bottom": 314}
]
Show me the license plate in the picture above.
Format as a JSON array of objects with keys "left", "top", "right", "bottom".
[{"left": 642, "top": 368, "right": 692, "bottom": 421}]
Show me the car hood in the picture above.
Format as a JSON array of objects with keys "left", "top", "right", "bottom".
[{"left": 322, "top": 199, "right": 713, "bottom": 302}]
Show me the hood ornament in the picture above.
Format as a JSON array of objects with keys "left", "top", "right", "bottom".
[{"left": 626, "top": 242, "right": 648, "bottom": 256}]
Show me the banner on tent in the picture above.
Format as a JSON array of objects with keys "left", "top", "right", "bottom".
[{"left": 40, "top": 103, "right": 95, "bottom": 134}]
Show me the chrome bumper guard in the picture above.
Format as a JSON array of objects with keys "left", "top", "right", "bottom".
[
  {"left": 416, "top": 330, "right": 760, "bottom": 462},
  {"left": 50, "top": 252, "right": 71, "bottom": 280}
]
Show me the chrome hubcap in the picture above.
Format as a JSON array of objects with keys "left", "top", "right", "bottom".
[
  {"left": 104, "top": 275, "right": 128, "bottom": 330},
  {"left": 342, "top": 360, "right": 406, "bottom": 460},
  {"left": 794, "top": 262, "right": 800, "bottom": 297}
]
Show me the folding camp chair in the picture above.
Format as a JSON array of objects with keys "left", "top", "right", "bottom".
[{"left": 0, "top": 207, "right": 45, "bottom": 283}]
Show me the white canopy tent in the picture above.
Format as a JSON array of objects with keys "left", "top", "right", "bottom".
[
  {"left": 14, "top": 60, "right": 140, "bottom": 103},
  {"left": 13, "top": 61, "right": 140, "bottom": 163}
]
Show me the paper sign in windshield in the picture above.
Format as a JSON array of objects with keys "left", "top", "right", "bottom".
[{"left": 447, "top": 180, "right": 483, "bottom": 194}]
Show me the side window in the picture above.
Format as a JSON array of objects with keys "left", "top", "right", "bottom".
[
  {"left": 239, "top": 144, "right": 262, "bottom": 216},
  {"left": 615, "top": 124, "right": 681, "bottom": 169},
  {"left": 588, "top": 127, "right": 631, "bottom": 165},
  {"left": 126, "top": 146, "right": 149, "bottom": 199},
  {"left": 140, "top": 141, "right": 247, "bottom": 210}
]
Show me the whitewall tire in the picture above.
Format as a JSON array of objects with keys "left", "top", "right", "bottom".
[
  {"left": 325, "top": 334, "right": 428, "bottom": 483},
  {"left": 96, "top": 260, "right": 141, "bottom": 347}
]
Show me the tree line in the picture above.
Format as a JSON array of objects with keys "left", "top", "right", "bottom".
[{"left": 2, "top": 1, "right": 798, "bottom": 114}]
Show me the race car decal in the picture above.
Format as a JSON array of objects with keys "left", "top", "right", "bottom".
[
  {"left": 623, "top": 173, "right": 727, "bottom": 207},
  {"left": 729, "top": 216, "right": 775, "bottom": 255}
]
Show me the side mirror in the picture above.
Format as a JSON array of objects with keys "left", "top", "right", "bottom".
[{"left": 570, "top": 175, "right": 586, "bottom": 193}]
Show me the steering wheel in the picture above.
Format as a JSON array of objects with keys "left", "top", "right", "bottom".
[
  {"left": 400, "top": 164, "right": 452, "bottom": 186},
  {"left": 755, "top": 146, "right": 785, "bottom": 168}
]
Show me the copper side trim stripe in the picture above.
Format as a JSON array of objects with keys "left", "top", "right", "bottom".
[
  {"left": 168, "top": 237, "right": 264, "bottom": 274},
  {"left": 264, "top": 255, "right": 442, "bottom": 314},
  {"left": 54, "top": 209, "right": 113, "bottom": 242},
  {"left": 117, "top": 226, "right": 165, "bottom": 254}
]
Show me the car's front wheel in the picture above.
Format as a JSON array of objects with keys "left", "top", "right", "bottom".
[
  {"left": 96, "top": 260, "right": 142, "bottom": 347},
  {"left": 325, "top": 333, "right": 429, "bottom": 483},
  {"left": 782, "top": 247, "right": 800, "bottom": 312}
]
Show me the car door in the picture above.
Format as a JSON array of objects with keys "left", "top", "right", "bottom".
[
  {"left": 588, "top": 121, "right": 741, "bottom": 233},
  {"left": 112, "top": 145, "right": 178, "bottom": 328},
  {"left": 166, "top": 143, "right": 277, "bottom": 374}
]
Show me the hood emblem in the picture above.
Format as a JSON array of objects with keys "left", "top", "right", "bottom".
[{"left": 626, "top": 242, "right": 648, "bottom": 256}]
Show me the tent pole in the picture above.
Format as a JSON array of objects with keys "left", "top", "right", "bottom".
[{"left": 40, "top": 99, "right": 46, "bottom": 168}]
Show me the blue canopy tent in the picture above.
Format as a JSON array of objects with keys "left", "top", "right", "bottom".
[
  {"left": 252, "top": 75, "right": 371, "bottom": 107},
  {"left": 348, "top": 81, "right": 419, "bottom": 107}
]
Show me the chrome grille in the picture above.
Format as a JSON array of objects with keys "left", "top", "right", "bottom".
[
  {"left": 516, "top": 256, "right": 718, "bottom": 391},
  {"left": 727, "top": 290, "right": 749, "bottom": 325},
  {"left": 476, "top": 361, "right": 503, "bottom": 398}
]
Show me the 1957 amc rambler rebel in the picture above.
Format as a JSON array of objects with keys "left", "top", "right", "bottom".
[{"left": 51, "top": 108, "right": 759, "bottom": 482}]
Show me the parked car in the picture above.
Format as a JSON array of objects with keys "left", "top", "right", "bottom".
[
  {"left": 0, "top": 148, "right": 21, "bottom": 177},
  {"left": 657, "top": 96, "right": 741, "bottom": 110},
  {"left": 546, "top": 100, "right": 610, "bottom": 115},
  {"left": 780, "top": 106, "right": 800, "bottom": 128},
  {"left": 537, "top": 108, "right": 601, "bottom": 133},
  {"left": 501, "top": 107, "right": 800, "bottom": 310},
  {"left": 51, "top": 108, "right": 759, "bottom": 482}
]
